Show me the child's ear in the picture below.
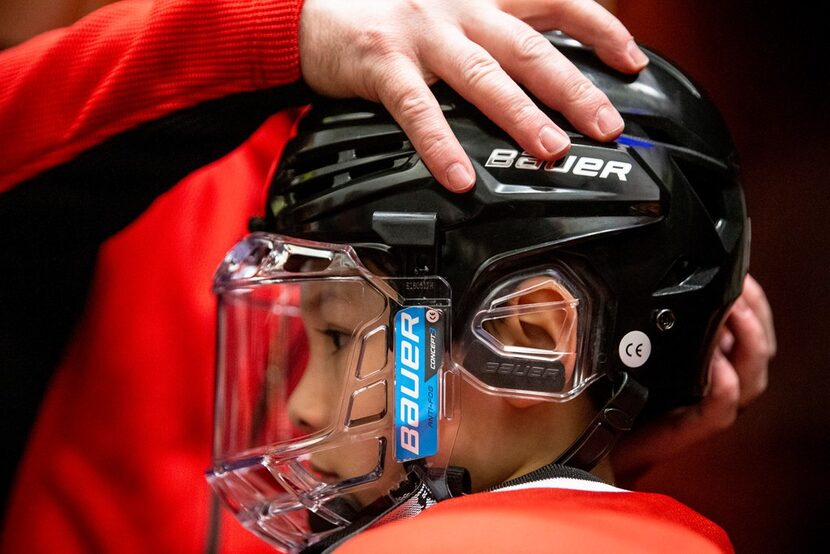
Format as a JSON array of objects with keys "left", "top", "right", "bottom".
[
  {"left": 484, "top": 275, "right": 578, "bottom": 357},
  {"left": 483, "top": 276, "right": 579, "bottom": 409}
]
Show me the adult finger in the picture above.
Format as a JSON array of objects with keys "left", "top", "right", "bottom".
[
  {"left": 656, "top": 350, "right": 740, "bottom": 449},
  {"left": 718, "top": 326, "right": 735, "bottom": 356},
  {"left": 741, "top": 274, "right": 777, "bottom": 356},
  {"left": 421, "top": 26, "right": 572, "bottom": 163},
  {"left": 374, "top": 56, "right": 475, "bottom": 192},
  {"left": 700, "top": 348, "right": 742, "bottom": 431},
  {"left": 612, "top": 350, "right": 739, "bottom": 481},
  {"left": 497, "top": 0, "right": 648, "bottom": 73},
  {"left": 725, "top": 297, "right": 770, "bottom": 407},
  {"left": 466, "top": 10, "right": 624, "bottom": 140}
]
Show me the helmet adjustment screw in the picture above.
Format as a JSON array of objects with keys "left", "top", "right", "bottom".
[{"left": 655, "top": 309, "right": 676, "bottom": 331}]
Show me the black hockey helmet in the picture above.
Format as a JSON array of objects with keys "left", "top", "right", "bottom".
[
  {"left": 263, "top": 33, "right": 748, "bottom": 418},
  {"left": 208, "top": 33, "right": 748, "bottom": 551}
]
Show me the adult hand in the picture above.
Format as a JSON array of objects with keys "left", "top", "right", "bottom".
[
  {"left": 613, "top": 274, "right": 776, "bottom": 484},
  {"left": 299, "top": 0, "right": 649, "bottom": 192}
]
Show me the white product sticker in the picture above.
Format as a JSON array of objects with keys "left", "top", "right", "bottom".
[{"left": 619, "top": 330, "right": 651, "bottom": 368}]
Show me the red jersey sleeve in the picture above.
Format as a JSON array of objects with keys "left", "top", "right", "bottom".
[
  {"left": 0, "top": 0, "right": 304, "bottom": 193},
  {"left": 335, "top": 488, "right": 734, "bottom": 554}
]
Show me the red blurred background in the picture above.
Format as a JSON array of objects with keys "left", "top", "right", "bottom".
[{"left": 2, "top": 1, "right": 827, "bottom": 552}]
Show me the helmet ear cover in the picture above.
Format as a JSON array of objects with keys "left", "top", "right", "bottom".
[
  {"left": 479, "top": 276, "right": 579, "bottom": 377},
  {"left": 457, "top": 267, "right": 599, "bottom": 402},
  {"left": 455, "top": 267, "right": 650, "bottom": 473}
]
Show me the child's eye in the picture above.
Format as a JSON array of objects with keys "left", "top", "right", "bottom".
[{"left": 318, "top": 328, "right": 349, "bottom": 353}]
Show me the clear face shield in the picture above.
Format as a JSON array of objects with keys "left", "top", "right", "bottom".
[
  {"left": 207, "top": 234, "right": 603, "bottom": 552},
  {"left": 207, "top": 234, "right": 458, "bottom": 552}
]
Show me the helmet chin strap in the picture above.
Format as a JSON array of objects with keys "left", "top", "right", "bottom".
[
  {"left": 300, "top": 463, "right": 470, "bottom": 554},
  {"left": 485, "top": 372, "right": 649, "bottom": 493},
  {"left": 554, "top": 372, "right": 648, "bottom": 471}
]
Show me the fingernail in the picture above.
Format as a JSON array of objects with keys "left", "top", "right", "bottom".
[
  {"left": 597, "top": 105, "right": 624, "bottom": 136},
  {"left": 627, "top": 39, "right": 649, "bottom": 68},
  {"left": 539, "top": 126, "right": 570, "bottom": 156},
  {"left": 446, "top": 162, "right": 474, "bottom": 192},
  {"left": 719, "top": 331, "right": 735, "bottom": 354}
]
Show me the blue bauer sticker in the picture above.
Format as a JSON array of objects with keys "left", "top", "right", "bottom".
[{"left": 394, "top": 306, "right": 443, "bottom": 462}]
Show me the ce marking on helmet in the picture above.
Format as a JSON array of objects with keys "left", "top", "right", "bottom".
[
  {"left": 619, "top": 331, "right": 651, "bottom": 368},
  {"left": 626, "top": 342, "right": 644, "bottom": 357}
]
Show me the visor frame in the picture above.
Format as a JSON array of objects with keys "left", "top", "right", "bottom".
[{"left": 209, "top": 233, "right": 459, "bottom": 552}]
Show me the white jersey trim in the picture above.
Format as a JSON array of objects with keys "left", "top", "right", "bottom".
[{"left": 494, "top": 477, "right": 628, "bottom": 494}]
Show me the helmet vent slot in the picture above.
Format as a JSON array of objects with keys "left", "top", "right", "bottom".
[
  {"left": 655, "top": 256, "right": 698, "bottom": 290},
  {"left": 671, "top": 155, "right": 729, "bottom": 229},
  {"left": 281, "top": 137, "right": 415, "bottom": 202},
  {"left": 354, "top": 139, "right": 410, "bottom": 159},
  {"left": 346, "top": 156, "right": 400, "bottom": 181},
  {"left": 287, "top": 148, "right": 340, "bottom": 176},
  {"left": 630, "top": 119, "right": 679, "bottom": 146}
]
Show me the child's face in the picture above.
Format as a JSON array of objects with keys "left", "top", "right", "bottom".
[
  {"left": 285, "top": 274, "right": 582, "bottom": 498},
  {"left": 287, "top": 278, "right": 405, "bottom": 502}
]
